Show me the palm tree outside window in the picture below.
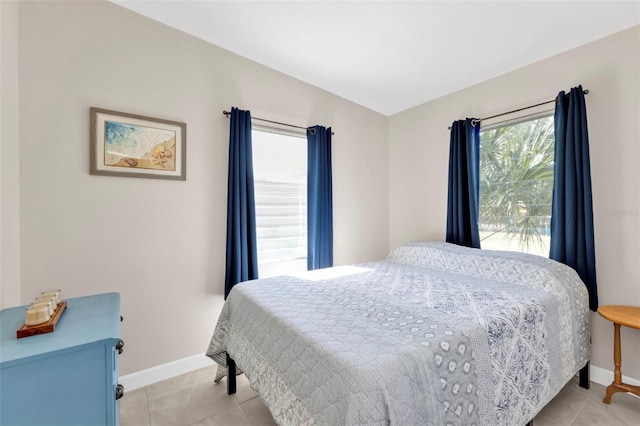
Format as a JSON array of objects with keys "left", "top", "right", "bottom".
[{"left": 479, "top": 114, "right": 554, "bottom": 256}]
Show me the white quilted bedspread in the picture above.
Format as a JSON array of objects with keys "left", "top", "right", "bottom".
[{"left": 207, "top": 242, "right": 589, "bottom": 426}]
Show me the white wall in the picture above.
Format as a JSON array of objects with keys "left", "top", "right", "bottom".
[
  {"left": 16, "top": 0, "right": 389, "bottom": 375},
  {"left": 1, "top": 0, "right": 21, "bottom": 309},
  {"left": 389, "top": 26, "right": 640, "bottom": 381}
]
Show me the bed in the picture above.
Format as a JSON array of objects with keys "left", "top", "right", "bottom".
[{"left": 206, "top": 241, "right": 590, "bottom": 425}]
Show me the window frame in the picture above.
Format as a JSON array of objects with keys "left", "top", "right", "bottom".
[{"left": 478, "top": 110, "right": 555, "bottom": 257}]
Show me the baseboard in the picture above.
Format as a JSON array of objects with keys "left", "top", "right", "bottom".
[
  {"left": 590, "top": 364, "right": 640, "bottom": 388},
  {"left": 119, "top": 353, "right": 215, "bottom": 391}
]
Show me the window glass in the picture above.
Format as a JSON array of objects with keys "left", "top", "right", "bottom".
[
  {"left": 252, "top": 129, "right": 307, "bottom": 277},
  {"left": 479, "top": 115, "right": 554, "bottom": 256}
]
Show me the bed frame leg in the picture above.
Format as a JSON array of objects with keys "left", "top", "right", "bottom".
[
  {"left": 226, "top": 354, "right": 237, "bottom": 395},
  {"left": 579, "top": 362, "right": 590, "bottom": 389},
  {"left": 525, "top": 421, "right": 533, "bottom": 426}
]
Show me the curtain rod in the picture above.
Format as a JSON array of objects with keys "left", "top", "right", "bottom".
[
  {"left": 222, "top": 110, "right": 334, "bottom": 135},
  {"left": 447, "top": 89, "right": 589, "bottom": 130}
]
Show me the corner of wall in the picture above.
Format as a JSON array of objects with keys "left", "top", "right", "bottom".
[{"left": 1, "top": 0, "right": 22, "bottom": 308}]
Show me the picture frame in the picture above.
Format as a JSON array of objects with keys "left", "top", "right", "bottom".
[{"left": 90, "top": 107, "right": 186, "bottom": 180}]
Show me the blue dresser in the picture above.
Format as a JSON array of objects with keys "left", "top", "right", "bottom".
[{"left": 0, "top": 292, "right": 122, "bottom": 426}]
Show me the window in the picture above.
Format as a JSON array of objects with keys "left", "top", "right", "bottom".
[
  {"left": 479, "top": 115, "right": 554, "bottom": 256},
  {"left": 252, "top": 129, "right": 307, "bottom": 277}
]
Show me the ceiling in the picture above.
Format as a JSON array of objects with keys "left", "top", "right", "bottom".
[{"left": 112, "top": 1, "right": 640, "bottom": 116}]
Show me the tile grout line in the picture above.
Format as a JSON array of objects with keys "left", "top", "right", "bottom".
[
  {"left": 238, "top": 394, "right": 261, "bottom": 405},
  {"left": 569, "top": 391, "right": 597, "bottom": 426},
  {"left": 144, "top": 387, "right": 151, "bottom": 426}
]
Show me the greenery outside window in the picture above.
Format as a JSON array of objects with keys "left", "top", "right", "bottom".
[{"left": 479, "top": 114, "right": 554, "bottom": 256}]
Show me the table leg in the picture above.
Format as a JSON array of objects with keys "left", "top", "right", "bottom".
[
  {"left": 603, "top": 323, "right": 621, "bottom": 403},
  {"left": 603, "top": 323, "right": 640, "bottom": 403}
]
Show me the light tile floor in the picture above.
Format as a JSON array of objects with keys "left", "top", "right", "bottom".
[{"left": 120, "top": 365, "right": 640, "bottom": 426}]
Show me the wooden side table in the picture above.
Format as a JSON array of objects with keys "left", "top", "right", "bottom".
[{"left": 598, "top": 305, "right": 640, "bottom": 403}]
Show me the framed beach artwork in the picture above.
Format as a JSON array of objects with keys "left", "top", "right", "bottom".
[{"left": 90, "top": 107, "right": 186, "bottom": 180}]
